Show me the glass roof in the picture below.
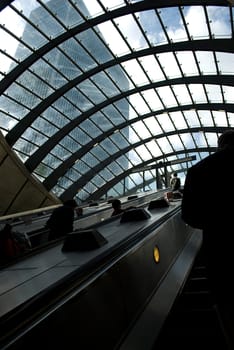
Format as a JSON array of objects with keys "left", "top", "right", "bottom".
[{"left": 0, "top": 0, "right": 233, "bottom": 204}]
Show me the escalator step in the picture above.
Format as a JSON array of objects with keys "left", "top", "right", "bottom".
[{"left": 153, "top": 252, "right": 228, "bottom": 349}]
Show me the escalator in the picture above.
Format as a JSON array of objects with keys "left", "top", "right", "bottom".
[
  {"left": 153, "top": 248, "right": 229, "bottom": 349},
  {"left": 0, "top": 203, "right": 200, "bottom": 350}
]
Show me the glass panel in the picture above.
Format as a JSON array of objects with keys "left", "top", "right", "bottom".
[
  {"left": 60, "top": 38, "right": 97, "bottom": 72},
  {"left": 196, "top": 51, "right": 216, "bottom": 75},
  {"left": 18, "top": 70, "right": 54, "bottom": 99},
  {"left": 91, "top": 71, "right": 120, "bottom": 97},
  {"left": 25, "top": 4, "right": 64, "bottom": 40},
  {"left": 0, "top": 52, "right": 18, "bottom": 76},
  {"left": 159, "top": 7, "right": 188, "bottom": 43},
  {"left": 184, "top": 110, "right": 201, "bottom": 127},
  {"left": 206, "top": 132, "right": 218, "bottom": 147},
  {"left": 82, "top": 152, "right": 99, "bottom": 167},
  {"left": 128, "top": 149, "right": 142, "bottom": 166},
  {"left": 90, "top": 111, "right": 115, "bottom": 131},
  {"left": 216, "top": 52, "right": 234, "bottom": 74},
  {"left": 74, "top": 160, "right": 90, "bottom": 174},
  {"left": 13, "top": 138, "right": 38, "bottom": 156},
  {"left": 52, "top": 97, "right": 80, "bottom": 120},
  {"left": 35, "top": 163, "right": 53, "bottom": 178},
  {"left": 129, "top": 93, "right": 150, "bottom": 114},
  {"left": 172, "top": 85, "right": 192, "bottom": 105},
  {"left": 213, "top": 111, "right": 228, "bottom": 126},
  {"left": 65, "top": 89, "right": 91, "bottom": 114},
  {"left": 223, "top": 86, "right": 234, "bottom": 103},
  {"left": 157, "top": 52, "right": 181, "bottom": 78},
  {"left": 92, "top": 174, "right": 106, "bottom": 187},
  {"left": 97, "top": 21, "right": 131, "bottom": 56},
  {"left": 0, "top": 95, "right": 29, "bottom": 120},
  {"left": 170, "top": 111, "right": 187, "bottom": 129},
  {"left": 132, "top": 120, "right": 151, "bottom": 138},
  {"left": 77, "top": 27, "right": 113, "bottom": 63},
  {"left": 100, "top": 168, "right": 114, "bottom": 182},
  {"left": 135, "top": 144, "right": 152, "bottom": 161},
  {"left": 31, "top": 59, "right": 66, "bottom": 89},
  {"left": 140, "top": 56, "right": 165, "bottom": 82},
  {"left": 145, "top": 140, "right": 162, "bottom": 157},
  {"left": 122, "top": 59, "right": 149, "bottom": 86},
  {"left": 100, "top": 138, "right": 118, "bottom": 154},
  {"left": 176, "top": 52, "right": 199, "bottom": 76},
  {"left": 192, "top": 131, "right": 207, "bottom": 147},
  {"left": 43, "top": 107, "right": 69, "bottom": 128},
  {"left": 206, "top": 6, "right": 231, "bottom": 38},
  {"left": 106, "top": 65, "right": 132, "bottom": 91},
  {"left": 180, "top": 133, "right": 196, "bottom": 149},
  {"left": 198, "top": 110, "right": 214, "bottom": 127},
  {"left": 111, "top": 132, "right": 129, "bottom": 148},
  {"left": 142, "top": 89, "right": 164, "bottom": 110},
  {"left": 70, "top": 127, "right": 91, "bottom": 146},
  {"left": 168, "top": 134, "right": 184, "bottom": 151},
  {"left": 144, "top": 116, "right": 162, "bottom": 135},
  {"left": 81, "top": 0, "right": 105, "bottom": 18},
  {"left": 45, "top": 48, "right": 81, "bottom": 80},
  {"left": 91, "top": 145, "right": 108, "bottom": 161},
  {"left": 182, "top": 6, "right": 209, "bottom": 39},
  {"left": 45, "top": 0, "right": 84, "bottom": 27},
  {"left": 188, "top": 84, "right": 207, "bottom": 103},
  {"left": 51, "top": 144, "right": 71, "bottom": 161},
  {"left": 32, "top": 117, "right": 58, "bottom": 137},
  {"left": 157, "top": 113, "right": 174, "bottom": 132},
  {"left": 205, "top": 84, "right": 223, "bottom": 103},
  {"left": 156, "top": 86, "right": 178, "bottom": 108},
  {"left": 0, "top": 112, "right": 17, "bottom": 131},
  {"left": 114, "top": 14, "right": 148, "bottom": 51},
  {"left": 79, "top": 79, "right": 105, "bottom": 104},
  {"left": 60, "top": 136, "right": 79, "bottom": 153},
  {"left": 129, "top": 126, "right": 141, "bottom": 143},
  {"left": 227, "top": 112, "right": 234, "bottom": 126},
  {"left": 6, "top": 83, "right": 41, "bottom": 109},
  {"left": 157, "top": 137, "right": 173, "bottom": 153},
  {"left": 42, "top": 153, "right": 62, "bottom": 168},
  {"left": 100, "top": 0, "right": 125, "bottom": 10},
  {"left": 136, "top": 10, "right": 167, "bottom": 46},
  {"left": 108, "top": 161, "right": 122, "bottom": 176},
  {"left": 80, "top": 119, "right": 102, "bottom": 138}
]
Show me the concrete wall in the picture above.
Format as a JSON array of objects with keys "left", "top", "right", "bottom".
[{"left": 0, "top": 132, "right": 61, "bottom": 216}]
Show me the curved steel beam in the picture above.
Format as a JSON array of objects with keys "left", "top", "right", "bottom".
[
  {"left": 5, "top": 38, "right": 234, "bottom": 148},
  {"left": 85, "top": 146, "right": 219, "bottom": 201},
  {"left": 24, "top": 75, "right": 234, "bottom": 172},
  {"left": 43, "top": 106, "right": 232, "bottom": 191},
  {"left": 60, "top": 126, "right": 227, "bottom": 201},
  {"left": 0, "top": 0, "right": 228, "bottom": 95}
]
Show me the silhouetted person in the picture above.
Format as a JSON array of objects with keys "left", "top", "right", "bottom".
[
  {"left": 46, "top": 199, "right": 77, "bottom": 241},
  {"left": 0, "top": 224, "right": 21, "bottom": 261},
  {"left": 181, "top": 129, "right": 234, "bottom": 349},
  {"left": 111, "top": 199, "right": 124, "bottom": 216},
  {"left": 170, "top": 172, "right": 181, "bottom": 192},
  {"left": 75, "top": 207, "right": 83, "bottom": 217}
]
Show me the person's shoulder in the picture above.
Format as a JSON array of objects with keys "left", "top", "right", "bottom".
[{"left": 189, "top": 151, "right": 222, "bottom": 172}]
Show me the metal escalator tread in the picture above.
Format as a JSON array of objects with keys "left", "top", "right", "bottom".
[{"left": 153, "top": 253, "right": 229, "bottom": 349}]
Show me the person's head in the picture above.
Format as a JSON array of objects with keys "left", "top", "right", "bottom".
[
  {"left": 173, "top": 172, "right": 178, "bottom": 177},
  {"left": 218, "top": 130, "right": 234, "bottom": 150},
  {"left": 112, "top": 199, "right": 121, "bottom": 210}
]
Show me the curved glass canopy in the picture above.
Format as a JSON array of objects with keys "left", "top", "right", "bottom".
[{"left": 0, "top": 0, "right": 233, "bottom": 204}]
